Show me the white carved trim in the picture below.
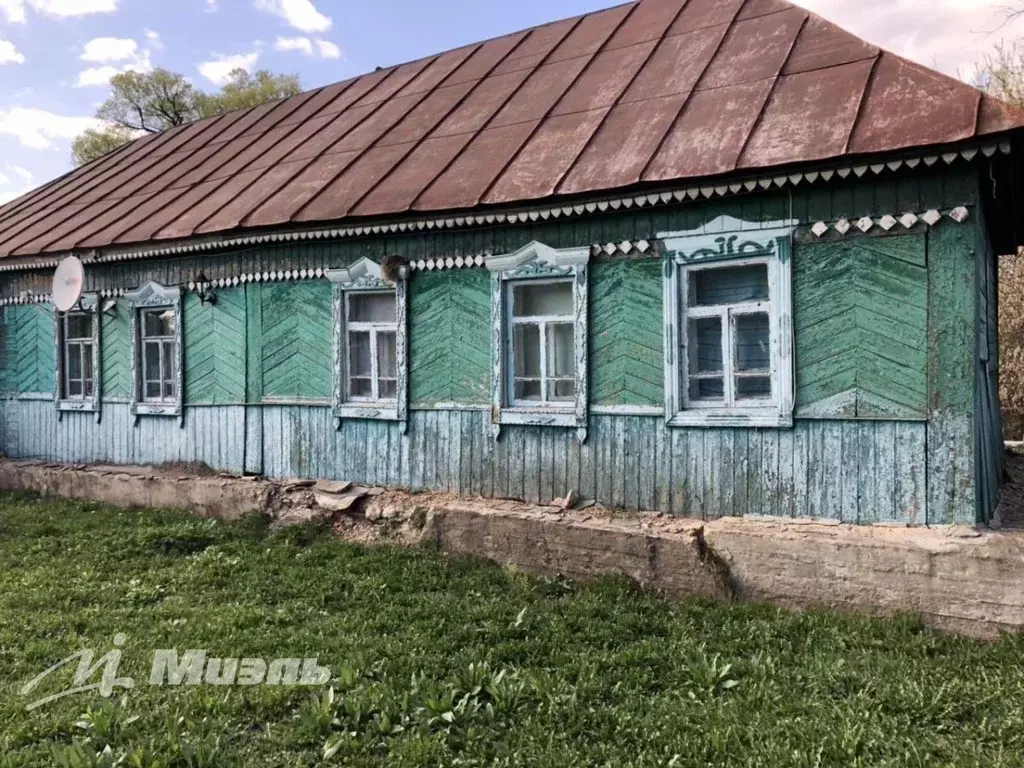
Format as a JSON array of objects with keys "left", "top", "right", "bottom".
[
  {"left": 55, "top": 292, "right": 101, "bottom": 417},
  {"left": 662, "top": 218, "right": 796, "bottom": 429},
  {"left": 485, "top": 241, "right": 590, "bottom": 273},
  {"left": 125, "top": 282, "right": 183, "bottom": 422},
  {"left": 807, "top": 207, "right": 971, "bottom": 237}
]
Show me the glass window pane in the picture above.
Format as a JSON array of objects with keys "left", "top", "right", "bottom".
[
  {"left": 737, "top": 376, "right": 771, "bottom": 399},
  {"left": 689, "top": 264, "right": 768, "bottom": 306},
  {"left": 688, "top": 317, "right": 722, "bottom": 374},
  {"left": 734, "top": 313, "right": 770, "bottom": 372},
  {"left": 67, "top": 344, "right": 82, "bottom": 381},
  {"left": 349, "top": 293, "right": 395, "bottom": 323},
  {"left": 514, "top": 324, "right": 541, "bottom": 378},
  {"left": 547, "top": 323, "right": 574, "bottom": 378},
  {"left": 379, "top": 379, "right": 397, "bottom": 399},
  {"left": 143, "top": 309, "right": 175, "bottom": 337},
  {"left": 84, "top": 379, "right": 94, "bottom": 398},
  {"left": 350, "top": 378, "right": 372, "bottom": 398},
  {"left": 82, "top": 344, "right": 94, "bottom": 382},
  {"left": 145, "top": 382, "right": 161, "bottom": 399},
  {"left": 349, "top": 332, "right": 371, "bottom": 376},
  {"left": 68, "top": 380, "right": 82, "bottom": 397},
  {"left": 514, "top": 380, "right": 542, "bottom": 401},
  {"left": 689, "top": 377, "right": 724, "bottom": 401},
  {"left": 163, "top": 380, "right": 176, "bottom": 399},
  {"left": 548, "top": 380, "right": 575, "bottom": 400},
  {"left": 162, "top": 341, "right": 175, "bottom": 379},
  {"left": 144, "top": 342, "right": 161, "bottom": 382},
  {"left": 513, "top": 282, "right": 573, "bottom": 317},
  {"left": 377, "top": 331, "right": 397, "bottom": 378},
  {"left": 66, "top": 313, "right": 92, "bottom": 340}
]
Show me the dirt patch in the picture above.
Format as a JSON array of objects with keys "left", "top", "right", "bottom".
[{"left": 152, "top": 461, "right": 219, "bottom": 477}]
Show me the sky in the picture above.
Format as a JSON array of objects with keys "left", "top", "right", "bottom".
[{"left": 0, "top": 0, "right": 1021, "bottom": 204}]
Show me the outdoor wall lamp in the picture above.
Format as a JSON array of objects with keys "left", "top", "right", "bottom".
[{"left": 192, "top": 272, "right": 217, "bottom": 306}]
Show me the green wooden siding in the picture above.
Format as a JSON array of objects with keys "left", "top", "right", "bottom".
[
  {"left": 926, "top": 222, "right": 977, "bottom": 524},
  {"left": 101, "top": 301, "right": 131, "bottom": 399},
  {"left": 184, "top": 289, "right": 247, "bottom": 404},
  {"left": 794, "top": 234, "right": 928, "bottom": 419},
  {"left": 259, "top": 281, "right": 332, "bottom": 401},
  {"left": 2, "top": 304, "right": 54, "bottom": 395},
  {"left": 409, "top": 269, "right": 490, "bottom": 405},
  {"left": 590, "top": 259, "right": 663, "bottom": 407}
]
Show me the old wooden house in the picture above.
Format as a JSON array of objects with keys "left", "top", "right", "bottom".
[{"left": 0, "top": 0, "right": 1021, "bottom": 526}]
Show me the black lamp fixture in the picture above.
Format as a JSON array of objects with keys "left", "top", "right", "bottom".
[{"left": 193, "top": 271, "right": 217, "bottom": 306}]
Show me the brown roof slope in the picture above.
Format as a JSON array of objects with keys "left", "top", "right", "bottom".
[{"left": 0, "top": 0, "right": 1022, "bottom": 258}]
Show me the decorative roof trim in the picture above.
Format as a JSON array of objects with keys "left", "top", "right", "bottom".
[
  {"left": 806, "top": 207, "right": 969, "bottom": 237},
  {"left": 0, "top": 140, "right": 1006, "bottom": 276}
]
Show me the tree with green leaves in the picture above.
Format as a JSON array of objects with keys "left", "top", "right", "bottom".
[
  {"left": 71, "top": 67, "right": 301, "bottom": 167},
  {"left": 974, "top": 42, "right": 1024, "bottom": 107}
]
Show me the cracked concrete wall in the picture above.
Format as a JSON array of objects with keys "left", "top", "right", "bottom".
[{"left": 1, "top": 460, "right": 1022, "bottom": 639}]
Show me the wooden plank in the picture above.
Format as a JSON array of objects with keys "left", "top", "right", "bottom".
[{"left": 840, "top": 421, "right": 859, "bottom": 522}]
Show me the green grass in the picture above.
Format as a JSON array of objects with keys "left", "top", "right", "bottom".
[{"left": 1, "top": 493, "right": 1023, "bottom": 767}]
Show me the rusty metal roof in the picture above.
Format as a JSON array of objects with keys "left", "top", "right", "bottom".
[{"left": 0, "top": 0, "right": 1021, "bottom": 259}]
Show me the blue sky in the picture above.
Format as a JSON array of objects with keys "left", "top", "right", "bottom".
[{"left": 0, "top": 0, "right": 1019, "bottom": 204}]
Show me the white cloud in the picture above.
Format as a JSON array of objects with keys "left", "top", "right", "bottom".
[
  {"left": 0, "top": 108, "right": 100, "bottom": 150},
  {"left": 75, "top": 49, "right": 152, "bottom": 88},
  {"left": 254, "top": 0, "right": 331, "bottom": 33},
  {"left": 144, "top": 29, "right": 164, "bottom": 50},
  {"left": 0, "top": 0, "right": 25, "bottom": 22},
  {"left": 315, "top": 39, "right": 341, "bottom": 60},
  {"left": 204, "top": 0, "right": 217, "bottom": 11},
  {"left": 273, "top": 35, "right": 341, "bottom": 60},
  {"left": 10, "top": 164, "right": 32, "bottom": 183},
  {"left": 0, "top": 171, "right": 9, "bottom": 186},
  {"left": 0, "top": 0, "right": 116, "bottom": 22},
  {"left": 198, "top": 52, "right": 260, "bottom": 86},
  {"left": 0, "top": 39, "right": 25, "bottom": 64},
  {"left": 80, "top": 37, "right": 138, "bottom": 63},
  {"left": 274, "top": 36, "right": 313, "bottom": 56}
]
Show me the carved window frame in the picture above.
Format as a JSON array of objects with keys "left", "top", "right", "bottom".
[
  {"left": 660, "top": 216, "right": 797, "bottom": 429},
  {"left": 55, "top": 293, "right": 101, "bottom": 414},
  {"left": 327, "top": 257, "right": 408, "bottom": 432},
  {"left": 125, "top": 281, "right": 183, "bottom": 420},
  {"left": 486, "top": 241, "right": 590, "bottom": 442}
]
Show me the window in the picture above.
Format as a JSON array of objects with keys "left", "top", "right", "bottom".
[
  {"left": 510, "top": 281, "right": 575, "bottom": 405},
  {"left": 328, "top": 257, "right": 408, "bottom": 429},
  {"left": 124, "top": 281, "right": 183, "bottom": 418},
  {"left": 346, "top": 292, "right": 397, "bottom": 402},
  {"left": 661, "top": 216, "right": 796, "bottom": 428},
  {"left": 486, "top": 241, "right": 590, "bottom": 441},
  {"left": 56, "top": 296, "right": 100, "bottom": 412},
  {"left": 140, "top": 307, "right": 177, "bottom": 403},
  {"left": 62, "top": 312, "right": 95, "bottom": 399}
]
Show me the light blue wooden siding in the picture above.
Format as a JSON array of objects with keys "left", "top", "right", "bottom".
[
  {"left": 1, "top": 401, "right": 246, "bottom": 472},
  {"left": 0, "top": 400, "right": 928, "bottom": 524}
]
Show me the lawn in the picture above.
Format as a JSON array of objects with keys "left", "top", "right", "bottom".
[{"left": 1, "top": 494, "right": 1023, "bottom": 767}]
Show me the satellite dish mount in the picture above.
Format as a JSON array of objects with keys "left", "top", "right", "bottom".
[{"left": 52, "top": 256, "right": 85, "bottom": 313}]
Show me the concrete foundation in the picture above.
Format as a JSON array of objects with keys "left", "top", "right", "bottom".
[{"left": 1, "top": 459, "right": 1022, "bottom": 639}]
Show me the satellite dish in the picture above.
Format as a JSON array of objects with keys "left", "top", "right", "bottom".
[{"left": 52, "top": 256, "right": 85, "bottom": 313}]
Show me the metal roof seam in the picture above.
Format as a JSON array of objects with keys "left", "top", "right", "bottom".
[
  {"left": 475, "top": 2, "right": 641, "bottom": 206},
  {"left": 160, "top": 81, "right": 377, "bottom": 238},
  {"left": 287, "top": 53, "right": 461, "bottom": 222},
  {"left": 342, "top": 36, "right": 536, "bottom": 217},
  {"left": 52, "top": 91, "right": 330, "bottom": 253},
  {"left": 408, "top": 17, "right": 585, "bottom": 211},
  {"left": 732, "top": 12, "right": 809, "bottom": 171},
  {"left": 839, "top": 51, "right": 883, "bottom": 156},
  {"left": 552, "top": 0, "right": 695, "bottom": 197},
  {"left": 176, "top": 66, "right": 415, "bottom": 236},
  {"left": 228, "top": 67, "right": 411, "bottom": 231},
  {"left": 635, "top": 0, "right": 749, "bottom": 182}
]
